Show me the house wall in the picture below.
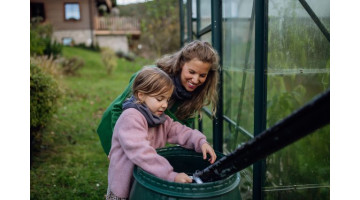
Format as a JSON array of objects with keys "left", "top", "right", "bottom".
[
  {"left": 31, "top": 0, "right": 130, "bottom": 53},
  {"left": 31, "top": 0, "right": 96, "bottom": 46},
  {"left": 96, "top": 35, "right": 129, "bottom": 54},
  {"left": 30, "top": 0, "right": 96, "bottom": 30},
  {"left": 52, "top": 30, "right": 93, "bottom": 45}
]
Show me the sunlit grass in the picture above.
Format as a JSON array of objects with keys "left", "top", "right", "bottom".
[{"left": 30, "top": 47, "right": 151, "bottom": 199}]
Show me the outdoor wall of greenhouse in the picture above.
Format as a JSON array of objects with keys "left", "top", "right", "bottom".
[{"left": 179, "top": 0, "right": 330, "bottom": 199}]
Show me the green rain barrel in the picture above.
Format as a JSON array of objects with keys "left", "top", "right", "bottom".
[{"left": 129, "top": 146, "right": 241, "bottom": 200}]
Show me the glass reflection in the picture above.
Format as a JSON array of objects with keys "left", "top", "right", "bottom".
[
  {"left": 199, "top": 0, "right": 211, "bottom": 29},
  {"left": 265, "top": 0, "right": 330, "bottom": 199},
  {"left": 222, "top": 1, "right": 255, "bottom": 200}
]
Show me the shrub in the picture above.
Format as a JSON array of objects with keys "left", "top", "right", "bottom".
[
  {"left": 30, "top": 19, "right": 63, "bottom": 58},
  {"left": 101, "top": 47, "right": 117, "bottom": 75},
  {"left": 43, "top": 37, "right": 63, "bottom": 59},
  {"left": 31, "top": 55, "right": 85, "bottom": 77},
  {"left": 30, "top": 55, "right": 63, "bottom": 79},
  {"left": 30, "top": 29, "right": 46, "bottom": 56},
  {"left": 74, "top": 42, "right": 101, "bottom": 52},
  {"left": 90, "top": 41, "right": 101, "bottom": 51},
  {"left": 116, "top": 50, "right": 136, "bottom": 61},
  {"left": 30, "top": 64, "right": 61, "bottom": 162},
  {"left": 73, "top": 43, "right": 88, "bottom": 50},
  {"left": 59, "top": 56, "right": 85, "bottom": 76}
]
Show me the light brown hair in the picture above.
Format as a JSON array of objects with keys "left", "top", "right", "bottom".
[
  {"left": 132, "top": 67, "right": 174, "bottom": 101},
  {"left": 156, "top": 40, "right": 219, "bottom": 120}
]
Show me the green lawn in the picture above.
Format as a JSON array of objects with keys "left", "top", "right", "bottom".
[{"left": 30, "top": 47, "right": 151, "bottom": 199}]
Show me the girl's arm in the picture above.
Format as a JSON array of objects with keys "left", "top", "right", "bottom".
[
  {"left": 165, "top": 116, "right": 216, "bottom": 163},
  {"left": 165, "top": 116, "right": 207, "bottom": 152},
  {"left": 116, "top": 110, "right": 178, "bottom": 182}
]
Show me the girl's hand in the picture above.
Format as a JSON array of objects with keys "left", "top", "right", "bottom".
[
  {"left": 201, "top": 143, "right": 217, "bottom": 164},
  {"left": 175, "top": 173, "right": 193, "bottom": 183}
]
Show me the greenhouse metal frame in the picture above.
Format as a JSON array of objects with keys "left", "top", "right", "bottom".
[{"left": 179, "top": 0, "right": 330, "bottom": 199}]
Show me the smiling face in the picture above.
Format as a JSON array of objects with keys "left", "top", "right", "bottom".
[
  {"left": 180, "top": 58, "right": 211, "bottom": 92},
  {"left": 138, "top": 90, "right": 173, "bottom": 117}
]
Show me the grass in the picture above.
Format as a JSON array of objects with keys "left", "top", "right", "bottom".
[{"left": 30, "top": 47, "right": 152, "bottom": 199}]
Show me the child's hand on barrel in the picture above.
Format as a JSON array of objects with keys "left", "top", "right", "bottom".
[
  {"left": 201, "top": 143, "right": 217, "bottom": 164},
  {"left": 175, "top": 173, "right": 193, "bottom": 183}
]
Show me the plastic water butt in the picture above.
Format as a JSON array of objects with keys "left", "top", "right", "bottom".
[{"left": 129, "top": 146, "right": 241, "bottom": 200}]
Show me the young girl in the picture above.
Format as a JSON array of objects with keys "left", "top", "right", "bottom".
[
  {"left": 98, "top": 40, "right": 220, "bottom": 156},
  {"left": 106, "top": 67, "right": 217, "bottom": 200}
]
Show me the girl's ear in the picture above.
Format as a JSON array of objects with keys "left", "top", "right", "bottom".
[{"left": 137, "top": 92, "right": 145, "bottom": 102}]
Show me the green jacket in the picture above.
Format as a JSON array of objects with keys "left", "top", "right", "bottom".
[{"left": 96, "top": 68, "right": 194, "bottom": 155}]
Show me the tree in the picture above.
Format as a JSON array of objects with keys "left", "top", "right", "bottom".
[{"left": 117, "top": 0, "right": 180, "bottom": 58}]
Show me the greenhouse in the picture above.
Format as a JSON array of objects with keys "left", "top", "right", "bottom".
[
  {"left": 178, "top": 0, "right": 329, "bottom": 199},
  {"left": 28, "top": 0, "right": 331, "bottom": 199}
]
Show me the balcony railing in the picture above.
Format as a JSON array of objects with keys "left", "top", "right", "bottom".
[{"left": 94, "top": 16, "right": 141, "bottom": 35}]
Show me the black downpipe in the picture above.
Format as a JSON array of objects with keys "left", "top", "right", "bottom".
[{"left": 193, "top": 90, "right": 330, "bottom": 183}]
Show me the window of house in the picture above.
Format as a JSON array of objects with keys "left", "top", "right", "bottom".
[
  {"left": 62, "top": 38, "right": 73, "bottom": 46},
  {"left": 65, "top": 3, "right": 80, "bottom": 21},
  {"left": 30, "top": 3, "right": 45, "bottom": 22}
]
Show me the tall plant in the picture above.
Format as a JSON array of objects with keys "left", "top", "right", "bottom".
[
  {"left": 30, "top": 64, "right": 61, "bottom": 164},
  {"left": 30, "top": 18, "right": 63, "bottom": 58},
  {"left": 141, "top": 0, "right": 180, "bottom": 57},
  {"left": 117, "top": 0, "right": 180, "bottom": 58},
  {"left": 101, "top": 47, "right": 118, "bottom": 75}
]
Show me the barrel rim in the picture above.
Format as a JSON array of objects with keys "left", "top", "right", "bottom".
[{"left": 132, "top": 146, "right": 241, "bottom": 198}]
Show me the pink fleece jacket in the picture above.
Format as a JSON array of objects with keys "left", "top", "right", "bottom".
[{"left": 107, "top": 108, "right": 207, "bottom": 198}]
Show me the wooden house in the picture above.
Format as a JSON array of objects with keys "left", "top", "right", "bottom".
[{"left": 30, "top": 0, "right": 140, "bottom": 54}]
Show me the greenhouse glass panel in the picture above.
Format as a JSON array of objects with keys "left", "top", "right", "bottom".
[
  {"left": 300, "top": 0, "right": 330, "bottom": 31},
  {"left": 265, "top": 0, "right": 330, "bottom": 199},
  {"left": 200, "top": 32, "right": 212, "bottom": 44},
  {"left": 222, "top": 0, "right": 255, "bottom": 153},
  {"left": 264, "top": 126, "right": 330, "bottom": 199},
  {"left": 222, "top": 1, "right": 255, "bottom": 199},
  {"left": 191, "top": 1, "right": 198, "bottom": 39},
  {"left": 239, "top": 167, "right": 253, "bottom": 200},
  {"left": 223, "top": 0, "right": 253, "bottom": 19},
  {"left": 267, "top": 0, "right": 330, "bottom": 126},
  {"left": 199, "top": 0, "right": 211, "bottom": 30}
]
